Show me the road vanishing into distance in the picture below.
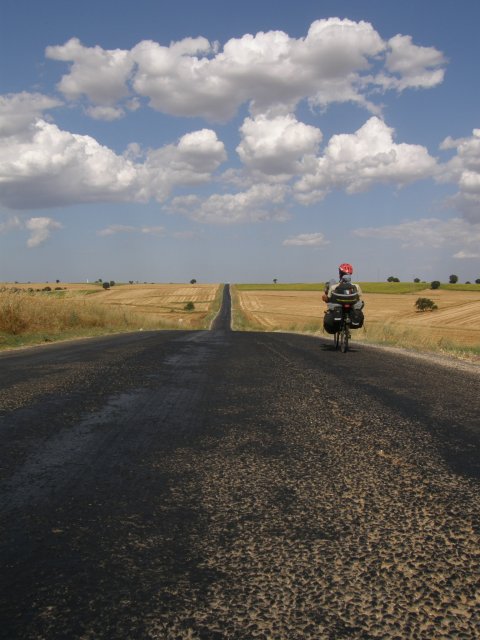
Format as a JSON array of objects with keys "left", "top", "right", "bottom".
[{"left": 1, "top": 285, "right": 479, "bottom": 639}]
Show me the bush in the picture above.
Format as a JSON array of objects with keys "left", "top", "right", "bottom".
[
  {"left": 184, "top": 301, "right": 195, "bottom": 310},
  {"left": 430, "top": 281, "right": 441, "bottom": 289},
  {"left": 415, "top": 297, "right": 438, "bottom": 312},
  {"left": 449, "top": 274, "right": 458, "bottom": 284},
  {"left": 102, "top": 282, "right": 110, "bottom": 290}
]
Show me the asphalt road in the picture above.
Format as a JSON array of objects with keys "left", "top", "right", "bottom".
[{"left": 1, "top": 285, "right": 479, "bottom": 639}]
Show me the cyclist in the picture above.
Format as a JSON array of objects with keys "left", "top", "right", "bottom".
[{"left": 322, "top": 263, "right": 364, "bottom": 333}]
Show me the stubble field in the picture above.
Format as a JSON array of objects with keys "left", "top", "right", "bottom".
[
  {"left": 0, "top": 283, "right": 221, "bottom": 349},
  {"left": 232, "top": 286, "right": 480, "bottom": 357}
]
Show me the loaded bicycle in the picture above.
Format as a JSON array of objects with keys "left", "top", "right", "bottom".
[{"left": 334, "top": 303, "right": 353, "bottom": 353}]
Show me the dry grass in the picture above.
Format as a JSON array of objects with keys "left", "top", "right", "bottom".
[
  {"left": 0, "top": 283, "right": 222, "bottom": 349},
  {"left": 232, "top": 286, "right": 480, "bottom": 358}
]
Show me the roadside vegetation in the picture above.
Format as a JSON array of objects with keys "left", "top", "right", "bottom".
[
  {"left": 0, "top": 283, "right": 223, "bottom": 350},
  {"left": 0, "top": 289, "right": 166, "bottom": 350},
  {"left": 355, "top": 322, "right": 480, "bottom": 360}
]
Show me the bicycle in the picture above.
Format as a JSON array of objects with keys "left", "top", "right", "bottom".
[{"left": 333, "top": 304, "right": 352, "bottom": 353}]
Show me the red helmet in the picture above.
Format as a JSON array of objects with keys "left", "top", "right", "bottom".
[{"left": 339, "top": 263, "right": 353, "bottom": 275}]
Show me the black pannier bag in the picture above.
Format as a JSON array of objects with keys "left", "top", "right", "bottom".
[
  {"left": 323, "top": 308, "right": 341, "bottom": 334},
  {"left": 349, "top": 307, "right": 364, "bottom": 329}
]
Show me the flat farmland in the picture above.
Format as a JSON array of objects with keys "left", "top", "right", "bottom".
[
  {"left": 86, "top": 283, "right": 221, "bottom": 327},
  {"left": 0, "top": 283, "right": 222, "bottom": 349},
  {"left": 232, "top": 286, "right": 480, "bottom": 355}
]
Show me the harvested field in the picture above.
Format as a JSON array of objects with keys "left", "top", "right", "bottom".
[
  {"left": 233, "top": 286, "right": 480, "bottom": 354},
  {"left": 85, "top": 284, "right": 220, "bottom": 326},
  {"left": 0, "top": 283, "right": 222, "bottom": 348}
]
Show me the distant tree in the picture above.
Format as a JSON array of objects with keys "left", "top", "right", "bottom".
[
  {"left": 109, "top": 280, "right": 115, "bottom": 287},
  {"left": 476, "top": 279, "right": 480, "bottom": 284},
  {"left": 415, "top": 297, "right": 438, "bottom": 312},
  {"left": 184, "top": 301, "right": 195, "bottom": 310},
  {"left": 102, "top": 282, "right": 110, "bottom": 290},
  {"left": 413, "top": 278, "right": 420, "bottom": 283},
  {"left": 56, "top": 279, "right": 60, "bottom": 284},
  {"left": 273, "top": 278, "right": 278, "bottom": 284},
  {"left": 387, "top": 276, "right": 400, "bottom": 282},
  {"left": 466, "top": 281, "right": 471, "bottom": 284},
  {"left": 190, "top": 279, "right": 197, "bottom": 285},
  {"left": 430, "top": 280, "right": 441, "bottom": 290},
  {"left": 449, "top": 274, "right": 458, "bottom": 284},
  {"left": 129, "top": 281, "right": 134, "bottom": 285}
]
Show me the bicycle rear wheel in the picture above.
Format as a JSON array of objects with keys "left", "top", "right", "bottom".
[
  {"left": 334, "top": 332, "right": 340, "bottom": 350},
  {"left": 340, "top": 325, "right": 349, "bottom": 352}
]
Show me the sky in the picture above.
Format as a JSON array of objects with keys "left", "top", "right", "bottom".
[{"left": 1, "top": 0, "right": 480, "bottom": 284}]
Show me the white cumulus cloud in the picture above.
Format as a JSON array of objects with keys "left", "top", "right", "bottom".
[
  {"left": 439, "top": 128, "right": 480, "bottom": 222},
  {"left": 45, "top": 20, "right": 446, "bottom": 122},
  {"left": 237, "top": 112, "right": 322, "bottom": 175},
  {"left": 0, "top": 116, "right": 226, "bottom": 209},
  {"left": 46, "top": 38, "right": 134, "bottom": 107},
  {"left": 378, "top": 34, "right": 446, "bottom": 91},
  {"left": 294, "top": 117, "right": 437, "bottom": 203},
  {"left": 169, "top": 183, "right": 289, "bottom": 224},
  {"left": 0, "top": 92, "right": 62, "bottom": 137}
]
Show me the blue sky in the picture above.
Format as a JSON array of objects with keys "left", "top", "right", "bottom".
[{"left": 1, "top": 0, "right": 480, "bottom": 284}]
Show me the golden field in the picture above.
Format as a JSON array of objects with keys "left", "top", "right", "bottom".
[
  {"left": 82, "top": 283, "right": 220, "bottom": 327},
  {"left": 0, "top": 283, "right": 222, "bottom": 348},
  {"left": 232, "top": 286, "right": 480, "bottom": 356}
]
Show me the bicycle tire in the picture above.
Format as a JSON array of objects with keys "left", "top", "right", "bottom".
[
  {"left": 334, "top": 332, "right": 340, "bottom": 350},
  {"left": 340, "top": 325, "right": 349, "bottom": 353}
]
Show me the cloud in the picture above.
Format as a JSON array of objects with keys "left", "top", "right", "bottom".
[
  {"left": 453, "top": 250, "right": 480, "bottom": 259},
  {"left": 25, "top": 217, "right": 62, "bottom": 247},
  {"left": 169, "top": 183, "right": 289, "bottom": 224},
  {"left": 45, "top": 20, "right": 446, "bottom": 122},
  {"left": 294, "top": 117, "right": 437, "bottom": 203},
  {"left": 237, "top": 112, "right": 322, "bottom": 175},
  {"left": 138, "top": 128, "right": 227, "bottom": 202},
  {"left": 98, "top": 224, "right": 165, "bottom": 236},
  {"left": 86, "top": 105, "right": 126, "bottom": 121},
  {"left": 377, "top": 34, "right": 446, "bottom": 91},
  {"left": 0, "top": 92, "right": 62, "bottom": 136},
  {"left": 0, "top": 215, "right": 23, "bottom": 234},
  {"left": 46, "top": 38, "right": 134, "bottom": 106},
  {"left": 283, "top": 232, "right": 330, "bottom": 247},
  {"left": 0, "top": 118, "right": 226, "bottom": 209},
  {"left": 0, "top": 119, "right": 139, "bottom": 209},
  {"left": 0, "top": 213, "right": 61, "bottom": 246},
  {"left": 438, "top": 129, "right": 480, "bottom": 222},
  {"left": 353, "top": 217, "right": 480, "bottom": 256}
]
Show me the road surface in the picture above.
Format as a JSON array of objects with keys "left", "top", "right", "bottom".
[{"left": 1, "top": 285, "right": 479, "bottom": 639}]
